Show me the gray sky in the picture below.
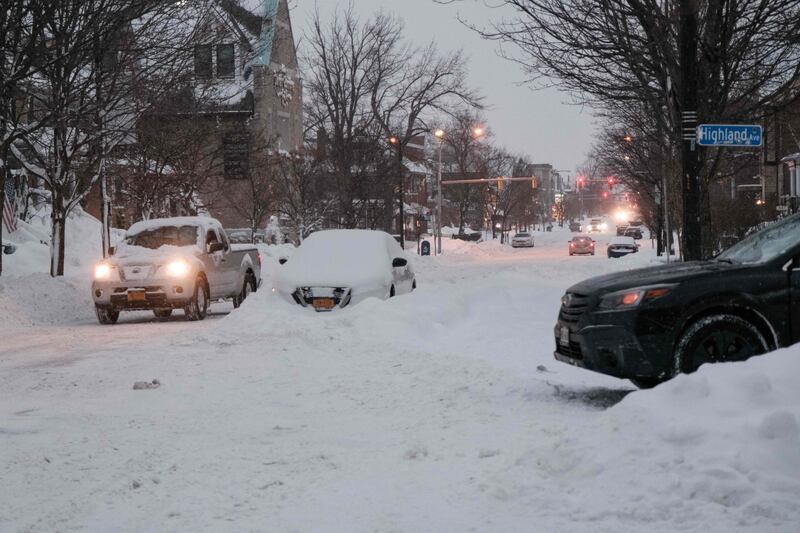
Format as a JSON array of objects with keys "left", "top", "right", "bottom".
[{"left": 291, "top": 0, "right": 596, "bottom": 175}]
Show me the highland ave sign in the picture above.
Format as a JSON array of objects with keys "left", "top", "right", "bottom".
[{"left": 696, "top": 124, "right": 762, "bottom": 147}]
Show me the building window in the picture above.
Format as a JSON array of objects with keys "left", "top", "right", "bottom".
[
  {"left": 216, "top": 44, "right": 235, "bottom": 79},
  {"left": 223, "top": 133, "right": 249, "bottom": 179},
  {"left": 194, "top": 44, "right": 212, "bottom": 78}
]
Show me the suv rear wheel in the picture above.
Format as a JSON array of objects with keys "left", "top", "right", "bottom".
[{"left": 674, "top": 314, "right": 769, "bottom": 375}]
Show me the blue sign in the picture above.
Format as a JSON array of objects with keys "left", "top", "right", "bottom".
[{"left": 696, "top": 124, "right": 762, "bottom": 147}]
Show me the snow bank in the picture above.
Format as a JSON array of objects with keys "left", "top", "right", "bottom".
[
  {"left": 1, "top": 207, "right": 111, "bottom": 278},
  {"left": 0, "top": 273, "right": 94, "bottom": 328}
]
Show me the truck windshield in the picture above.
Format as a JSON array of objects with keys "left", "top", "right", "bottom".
[
  {"left": 125, "top": 225, "right": 198, "bottom": 249},
  {"left": 716, "top": 215, "right": 800, "bottom": 265}
]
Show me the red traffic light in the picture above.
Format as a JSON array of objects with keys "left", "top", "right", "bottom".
[
  {"left": 607, "top": 177, "right": 615, "bottom": 190},
  {"left": 603, "top": 191, "right": 609, "bottom": 199}
]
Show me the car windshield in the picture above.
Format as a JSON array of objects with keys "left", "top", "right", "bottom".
[
  {"left": 125, "top": 225, "right": 198, "bottom": 249},
  {"left": 516, "top": 233, "right": 530, "bottom": 237},
  {"left": 716, "top": 215, "right": 800, "bottom": 264}
]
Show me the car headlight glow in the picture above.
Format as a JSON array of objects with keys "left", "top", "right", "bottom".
[
  {"left": 600, "top": 222, "right": 608, "bottom": 231},
  {"left": 598, "top": 285, "right": 676, "bottom": 310},
  {"left": 165, "top": 259, "right": 190, "bottom": 278},
  {"left": 94, "top": 263, "right": 113, "bottom": 280}
]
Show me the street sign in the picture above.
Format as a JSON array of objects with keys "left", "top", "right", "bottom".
[
  {"left": 696, "top": 124, "right": 762, "bottom": 147},
  {"left": 776, "top": 205, "right": 789, "bottom": 212}
]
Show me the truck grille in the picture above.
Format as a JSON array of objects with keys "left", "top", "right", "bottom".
[{"left": 559, "top": 292, "right": 590, "bottom": 323}]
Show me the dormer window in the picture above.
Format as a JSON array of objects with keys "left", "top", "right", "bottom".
[
  {"left": 194, "top": 44, "right": 212, "bottom": 78},
  {"left": 216, "top": 44, "right": 235, "bottom": 78}
]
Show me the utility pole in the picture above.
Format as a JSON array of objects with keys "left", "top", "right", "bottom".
[
  {"left": 390, "top": 136, "right": 405, "bottom": 249},
  {"left": 679, "top": 0, "right": 702, "bottom": 261},
  {"left": 436, "top": 134, "right": 444, "bottom": 255}
]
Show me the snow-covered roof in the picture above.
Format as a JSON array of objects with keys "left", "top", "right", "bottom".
[{"left": 126, "top": 216, "right": 223, "bottom": 236}]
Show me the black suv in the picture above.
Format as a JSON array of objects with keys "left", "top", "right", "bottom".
[{"left": 554, "top": 214, "right": 800, "bottom": 388}]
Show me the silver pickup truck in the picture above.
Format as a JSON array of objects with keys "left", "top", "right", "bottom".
[{"left": 91, "top": 216, "right": 261, "bottom": 324}]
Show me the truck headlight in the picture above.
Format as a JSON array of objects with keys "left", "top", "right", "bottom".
[
  {"left": 165, "top": 259, "right": 190, "bottom": 278},
  {"left": 94, "top": 263, "right": 113, "bottom": 280},
  {"left": 598, "top": 285, "right": 676, "bottom": 310}
]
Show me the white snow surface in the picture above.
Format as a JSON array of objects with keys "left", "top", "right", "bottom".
[{"left": 1, "top": 225, "right": 799, "bottom": 532}]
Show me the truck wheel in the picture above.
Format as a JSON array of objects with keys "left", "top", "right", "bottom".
[
  {"left": 95, "top": 305, "right": 119, "bottom": 325},
  {"left": 153, "top": 309, "right": 172, "bottom": 319},
  {"left": 630, "top": 377, "right": 664, "bottom": 389},
  {"left": 184, "top": 277, "right": 209, "bottom": 321},
  {"left": 233, "top": 274, "right": 255, "bottom": 308},
  {"left": 674, "top": 314, "right": 768, "bottom": 375}
]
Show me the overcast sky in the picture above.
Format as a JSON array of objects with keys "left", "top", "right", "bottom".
[{"left": 291, "top": 0, "right": 596, "bottom": 176}]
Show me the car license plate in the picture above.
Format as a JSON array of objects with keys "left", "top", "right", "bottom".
[
  {"left": 312, "top": 298, "right": 336, "bottom": 311},
  {"left": 128, "top": 290, "right": 146, "bottom": 303},
  {"left": 559, "top": 326, "right": 570, "bottom": 346}
]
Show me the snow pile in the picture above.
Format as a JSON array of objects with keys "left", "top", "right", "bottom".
[
  {"left": 0, "top": 273, "right": 94, "bottom": 328},
  {"left": 1, "top": 207, "right": 108, "bottom": 277}
]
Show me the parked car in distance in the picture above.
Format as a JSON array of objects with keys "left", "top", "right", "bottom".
[
  {"left": 511, "top": 232, "right": 535, "bottom": 248},
  {"left": 569, "top": 236, "right": 595, "bottom": 256},
  {"left": 274, "top": 229, "right": 416, "bottom": 311},
  {"left": 569, "top": 221, "right": 582, "bottom": 232},
  {"left": 623, "top": 227, "right": 643, "bottom": 240},
  {"left": 554, "top": 213, "right": 800, "bottom": 388},
  {"left": 91, "top": 217, "right": 262, "bottom": 324},
  {"left": 607, "top": 236, "right": 639, "bottom": 258}
]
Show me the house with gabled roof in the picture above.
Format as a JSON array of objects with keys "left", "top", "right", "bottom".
[{"left": 89, "top": 0, "right": 303, "bottom": 229}]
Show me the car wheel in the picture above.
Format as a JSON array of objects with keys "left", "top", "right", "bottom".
[
  {"left": 412, "top": 279, "right": 417, "bottom": 291},
  {"left": 232, "top": 274, "right": 255, "bottom": 309},
  {"left": 153, "top": 309, "right": 172, "bottom": 319},
  {"left": 95, "top": 305, "right": 119, "bottom": 325},
  {"left": 390, "top": 285, "right": 396, "bottom": 298},
  {"left": 184, "top": 277, "right": 209, "bottom": 321},
  {"left": 674, "top": 314, "right": 769, "bottom": 375}
]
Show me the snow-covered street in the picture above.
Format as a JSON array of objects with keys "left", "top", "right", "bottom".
[{"left": 2, "top": 227, "right": 799, "bottom": 532}]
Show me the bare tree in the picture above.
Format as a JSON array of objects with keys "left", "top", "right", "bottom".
[
  {"left": 11, "top": 0, "right": 194, "bottom": 276},
  {"left": 451, "top": 0, "right": 800, "bottom": 259},
  {"left": 271, "top": 151, "right": 335, "bottom": 242}
]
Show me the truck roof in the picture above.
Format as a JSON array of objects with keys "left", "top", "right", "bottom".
[{"left": 126, "top": 216, "right": 224, "bottom": 236}]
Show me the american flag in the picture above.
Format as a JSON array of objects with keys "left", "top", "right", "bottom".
[{"left": 3, "top": 174, "right": 17, "bottom": 233}]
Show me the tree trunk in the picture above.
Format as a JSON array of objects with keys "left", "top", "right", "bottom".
[
  {"left": 679, "top": 0, "right": 703, "bottom": 261},
  {"left": 50, "top": 206, "right": 66, "bottom": 277}
]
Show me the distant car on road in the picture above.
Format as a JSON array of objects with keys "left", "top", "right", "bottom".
[
  {"left": 607, "top": 236, "right": 639, "bottom": 258},
  {"left": 274, "top": 230, "right": 416, "bottom": 311},
  {"left": 588, "top": 218, "right": 606, "bottom": 233},
  {"left": 554, "top": 214, "right": 800, "bottom": 388},
  {"left": 569, "top": 235, "right": 595, "bottom": 256},
  {"left": 91, "top": 217, "right": 261, "bottom": 324},
  {"left": 616, "top": 224, "right": 629, "bottom": 236},
  {"left": 623, "top": 227, "right": 643, "bottom": 240},
  {"left": 569, "top": 221, "right": 582, "bottom": 232},
  {"left": 511, "top": 232, "right": 535, "bottom": 248}
]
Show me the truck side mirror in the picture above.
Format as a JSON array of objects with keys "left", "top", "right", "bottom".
[
  {"left": 108, "top": 246, "right": 115, "bottom": 256},
  {"left": 208, "top": 242, "right": 225, "bottom": 254},
  {"left": 2, "top": 244, "right": 16, "bottom": 255},
  {"left": 392, "top": 257, "right": 408, "bottom": 268},
  {"left": 278, "top": 257, "right": 288, "bottom": 265}
]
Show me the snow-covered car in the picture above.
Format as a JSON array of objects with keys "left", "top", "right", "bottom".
[
  {"left": 607, "top": 236, "right": 639, "bottom": 258},
  {"left": 274, "top": 229, "right": 416, "bottom": 311},
  {"left": 511, "top": 232, "right": 535, "bottom": 248},
  {"left": 91, "top": 216, "right": 262, "bottom": 324}
]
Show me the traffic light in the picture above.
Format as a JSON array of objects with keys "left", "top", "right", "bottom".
[
  {"left": 603, "top": 191, "right": 609, "bottom": 199},
  {"left": 607, "top": 177, "right": 615, "bottom": 190},
  {"left": 497, "top": 176, "right": 503, "bottom": 192},
  {"left": 577, "top": 176, "right": 585, "bottom": 191}
]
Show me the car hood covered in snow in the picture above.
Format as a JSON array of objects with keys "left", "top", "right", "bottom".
[{"left": 274, "top": 230, "right": 396, "bottom": 292}]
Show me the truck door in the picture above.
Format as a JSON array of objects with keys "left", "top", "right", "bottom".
[
  {"left": 218, "top": 229, "right": 240, "bottom": 295},
  {"left": 203, "top": 229, "right": 226, "bottom": 297}
]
